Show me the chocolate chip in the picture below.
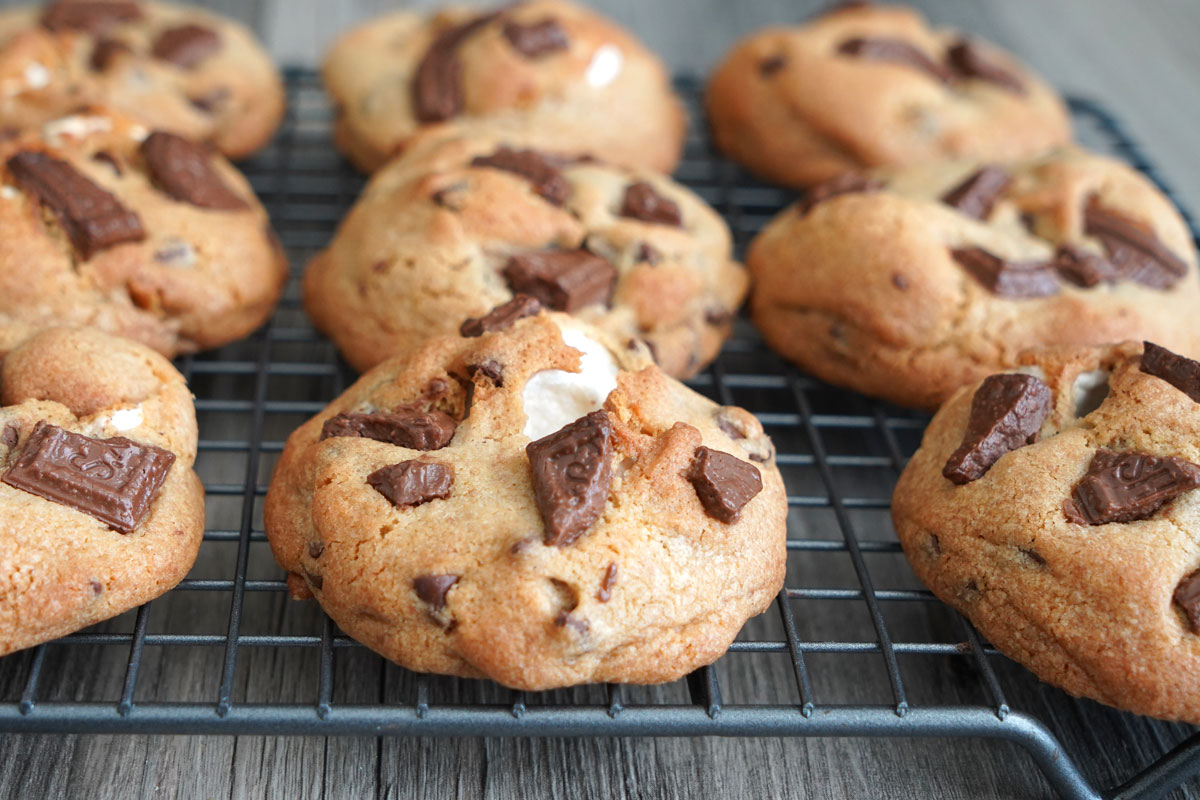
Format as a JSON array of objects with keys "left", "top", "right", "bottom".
[
  {"left": 89, "top": 38, "right": 129, "bottom": 71},
  {"left": 413, "top": 574, "right": 459, "bottom": 611},
  {"left": 891, "top": 273, "right": 910, "bottom": 290},
  {"left": 7, "top": 151, "right": 144, "bottom": 259},
  {"left": 759, "top": 54, "right": 786, "bottom": 76},
  {"left": 946, "top": 39, "right": 1025, "bottom": 94},
  {"left": 89, "top": 578, "right": 103, "bottom": 594},
  {"left": 188, "top": 86, "right": 231, "bottom": 114},
  {"left": 139, "top": 131, "right": 248, "bottom": 210},
  {"left": 1053, "top": 244, "right": 1118, "bottom": 288},
  {"left": 431, "top": 181, "right": 468, "bottom": 210},
  {"left": 620, "top": 182, "right": 682, "bottom": 226},
  {"left": 555, "top": 611, "right": 589, "bottom": 635},
  {"left": 527, "top": 411, "right": 614, "bottom": 547},
  {"left": 1064, "top": 450, "right": 1200, "bottom": 525},
  {"left": 305, "top": 570, "right": 323, "bottom": 590},
  {"left": 412, "top": 11, "right": 501, "bottom": 122},
  {"left": 837, "top": 37, "right": 953, "bottom": 83},
  {"left": 1, "top": 421, "right": 175, "bottom": 533},
  {"left": 687, "top": 446, "right": 762, "bottom": 524},
  {"left": 460, "top": 294, "right": 542, "bottom": 337},
  {"left": 1174, "top": 570, "right": 1200, "bottom": 632},
  {"left": 468, "top": 360, "right": 504, "bottom": 387},
  {"left": 951, "top": 247, "right": 1059, "bottom": 298},
  {"left": 307, "top": 541, "right": 324, "bottom": 559},
  {"left": 1019, "top": 547, "right": 1046, "bottom": 567},
  {"left": 715, "top": 409, "right": 747, "bottom": 440},
  {"left": 321, "top": 409, "right": 456, "bottom": 450},
  {"left": 596, "top": 562, "right": 618, "bottom": 602},
  {"left": 91, "top": 150, "right": 122, "bottom": 176},
  {"left": 942, "top": 373, "right": 1051, "bottom": 484},
  {"left": 503, "top": 249, "right": 616, "bottom": 312},
  {"left": 152, "top": 237, "right": 195, "bottom": 268},
  {"left": 1084, "top": 198, "right": 1189, "bottom": 290},
  {"left": 40, "top": 1, "right": 142, "bottom": 33},
  {"left": 2, "top": 424, "right": 18, "bottom": 450},
  {"left": 797, "top": 172, "right": 883, "bottom": 217},
  {"left": 151, "top": 24, "right": 222, "bottom": 69},
  {"left": 705, "top": 307, "right": 734, "bottom": 326},
  {"left": 940, "top": 166, "right": 1011, "bottom": 220},
  {"left": 502, "top": 18, "right": 568, "bottom": 58},
  {"left": 470, "top": 147, "right": 569, "bottom": 206},
  {"left": 1141, "top": 341, "right": 1200, "bottom": 403},
  {"left": 636, "top": 242, "right": 662, "bottom": 265},
  {"left": 367, "top": 460, "right": 453, "bottom": 508}
]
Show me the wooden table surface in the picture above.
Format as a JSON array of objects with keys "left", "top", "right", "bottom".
[{"left": 2, "top": 2, "right": 1200, "bottom": 799}]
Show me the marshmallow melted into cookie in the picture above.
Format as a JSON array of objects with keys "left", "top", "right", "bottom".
[{"left": 522, "top": 324, "right": 619, "bottom": 440}]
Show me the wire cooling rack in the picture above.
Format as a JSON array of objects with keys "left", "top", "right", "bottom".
[{"left": 1, "top": 71, "right": 1199, "bottom": 800}]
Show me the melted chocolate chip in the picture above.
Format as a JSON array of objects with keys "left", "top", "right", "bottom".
[
  {"left": 413, "top": 574, "right": 459, "bottom": 611},
  {"left": 555, "top": 611, "right": 589, "bottom": 635},
  {"left": 759, "top": 54, "right": 786, "bottom": 76},
  {"left": 503, "top": 249, "right": 616, "bottom": 312},
  {"left": 412, "top": 11, "right": 501, "bottom": 123},
  {"left": 468, "top": 360, "right": 504, "bottom": 387},
  {"left": 152, "top": 24, "right": 222, "bottom": 69},
  {"left": 502, "top": 18, "right": 568, "bottom": 58},
  {"left": 686, "top": 446, "right": 762, "bottom": 524},
  {"left": 891, "top": 273, "right": 910, "bottom": 290},
  {"left": 8, "top": 151, "right": 144, "bottom": 258},
  {"left": 797, "top": 172, "right": 883, "bottom": 217},
  {"left": 139, "top": 131, "right": 248, "bottom": 210},
  {"left": 1141, "top": 341, "right": 1200, "bottom": 403},
  {"left": 91, "top": 150, "right": 122, "bottom": 176},
  {"left": 636, "top": 242, "right": 662, "bottom": 265},
  {"left": 527, "top": 411, "right": 613, "bottom": 547},
  {"left": 41, "top": 1, "right": 142, "bottom": 33},
  {"left": 188, "top": 86, "right": 231, "bottom": 114},
  {"left": 1064, "top": 450, "right": 1200, "bottom": 525},
  {"left": 320, "top": 409, "right": 456, "bottom": 450},
  {"left": 308, "top": 541, "right": 325, "bottom": 559},
  {"left": 460, "top": 294, "right": 542, "bottom": 337},
  {"left": 597, "top": 562, "right": 618, "bottom": 602},
  {"left": 1, "top": 421, "right": 175, "bottom": 533},
  {"left": 940, "top": 166, "right": 1011, "bottom": 220},
  {"left": 90, "top": 38, "right": 130, "bottom": 71},
  {"left": 367, "top": 460, "right": 454, "bottom": 508},
  {"left": 1174, "top": 570, "right": 1200, "bottom": 632},
  {"left": 951, "top": 247, "right": 1059, "bottom": 298},
  {"left": 430, "top": 181, "right": 467, "bottom": 210},
  {"left": 1084, "top": 198, "right": 1189, "bottom": 290},
  {"left": 2, "top": 424, "right": 18, "bottom": 451},
  {"left": 946, "top": 39, "right": 1025, "bottom": 94},
  {"left": 620, "top": 182, "right": 682, "bottom": 226},
  {"left": 470, "top": 147, "right": 569, "bottom": 206},
  {"left": 1053, "top": 244, "right": 1118, "bottom": 288},
  {"left": 942, "top": 373, "right": 1051, "bottom": 484},
  {"left": 837, "top": 37, "right": 953, "bottom": 83}
]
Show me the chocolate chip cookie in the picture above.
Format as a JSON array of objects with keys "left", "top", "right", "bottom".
[
  {"left": 264, "top": 311, "right": 786, "bottom": 690},
  {"left": 748, "top": 147, "right": 1200, "bottom": 409},
  {"left": 303, "top": 132, "right": 746, "bottom": 378},
  {"left": 322, "top": 0, "right": 685, "bottom": 173},
  {"left": 0, "top": 326, "right": 204, "bottom": 656},
  {"left": 893, "top": 341, "right": 1200, "bottom": 723},
  {"left": 706, "top": 3, "right": 1071, "bottom": 187},
  {"left": 0, "top": 0, "right": 284, "bottom": 159},
  {"left": 0, "top": 108, "right": 287, "bottom": 358}
]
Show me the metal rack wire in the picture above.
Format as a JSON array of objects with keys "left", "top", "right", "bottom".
[{"left": 0, "top": 71, "right": 1198, "bottom": 800}]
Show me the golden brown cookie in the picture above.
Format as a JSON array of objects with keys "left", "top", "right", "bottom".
[
  {"left": 264, "top": 311, "right": 786, "bottom": 690},
  {"left": 893, "top": 340, "right": 1200, "bottom": 723},
  {"left": 304, "top": 132, "right": 745, "bottom": 379},
  {"left": 706, "top": 3, "right": 1071, "bottom": 187},
  {"left": 323, "top": 0, "right": 685, "bottom": 173},
  {"left": 0, "top": 326, "right": 204, "bottom": 656},
  {"left": 748, "top": 147, "right": 1200, "bottom": 409}
]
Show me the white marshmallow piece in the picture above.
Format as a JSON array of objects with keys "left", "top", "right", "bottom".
[
  {"left": 23, "top": 62, "right": 49, "bottom": 90},
  {"left": 42, "top": 114, "right": 113, "bottom": 144},
  {"left": 585, "top": 44, "right": 623, "bottom": 88},
  {"left": 101, "top": 406, "right": 144, "bottom": 433},
  {"left": 522, "top": 326, "right": 619, "bottom": 441}
]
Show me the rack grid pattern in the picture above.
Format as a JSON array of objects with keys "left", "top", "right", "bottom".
[{"left": 1, "top": 71, "right": 1199, "bottom": 800}]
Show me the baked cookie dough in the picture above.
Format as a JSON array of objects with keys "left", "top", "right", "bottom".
[
  {"left": 894, "top": 341, "right": 1200, "bottom": 723},
  {"left": 264, "top": 310, "right": 786, "bottom": 690},
  {"left": 0, "top": 326, "right": 204, "bottom": 656},
  {"left": 747, "top": 146, "right": 1200, "bottom": 409},
  {"left": 304, "top": 132, "right": 745, "bottom": 379},
  {"left": 323, "top": 0, "right": 684, "bottom": 173},
  {"left": 0, "top": 107, "right": 287, "bottom": 358},
  {"left": 706, "top": 3, "right": 1071, "bottom": 187},
  {"left": 0, "top": 0, "right": 284, "bottom": 159}
]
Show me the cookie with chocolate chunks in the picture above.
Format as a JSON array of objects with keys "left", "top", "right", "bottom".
[{"left": 264, "top": 312, "right": 786, "bottom": 690}]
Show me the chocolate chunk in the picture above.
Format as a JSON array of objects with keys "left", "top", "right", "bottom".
[
  {"left": 307, "top": 541, "right": 324, "bottom": 559},
  {"left": 413, "top": 574, "right": 459, "bottom": 611},
  {"left": 947, "top": 39, "right": 1025, "bottom": 94},
  {"left": 1141, "top": 341, "right": 1200, "bottom": 403},
  {"left": 797, "top": 172, "right": 883, "bottom": 217},
  {"left": 687, "top": 446, "right": 762, "bottom": 524},
  {"left": 188, "top": 86, "right": 230, "bottom": 114},
  {"left": 412, "top": 12, "right": 501, "bottom": 122},
  {"left": 951, "top": 247, "right": 1059, "bottom": 298},
  {"left": 837, "top": 37, "right": 953, "bottom": 83},
  {"left": 1054, "top": 244, "right": 1118, "bottom": 288},
  {"left": 759, "top": 54, "right": 786, "bottom": 76},
  {"left": 2, "top": 421, "right": 175, "bottom": 533},
  {"left": 139, "top": 132, "right": 247, "bottom": 210},
  {"left": 305, "top": 570, "right": 323, "bottom": 590},
  {"left": 636, "top": 242, "right": 662, "bottom": 265},
  {"left": 320, "top": 409, "right": 456, "bottom": 451},
  {"left": 555, "top": 611, "right": 589, "bottom": 634},
  {"left": 891, "top": 273, "right": 910, "bottom": 290},
  {"left": 1084, "top": 198, "right": 1189, "bottom": 289},
  {"left": 503, "top": 249, "right": 616, "bottom": 312},
  {"left": 460, "top": 294, "right": 542, "bottom": 337},
  {"left": 942, "top": 373, "right": 1052, "bottom": 484},
  {"left": 90, "top": 38, "right": 130, "bottom": 71},
  {"left": 940, "top": 166, "right": 1011, "bottom": 220},
  {"left": 704, "top": 307, "right": 734, "bottom": 326},
  {"left": 151, "top": 24, "right": 221, "bottom": 69},
  {"left": 468, "top": 360, "right": 504, "bottom": 387},
  {"left": 7, "top": 151, "right": 144, "bottom": 258},
  {"left": 620, "top": 182, "right": 682, "bottom": 226},
  {"left": 502, "top": 18, "right": 568, "bottom": 58},
  {"left": 2, "top": 424, "right": 18, "bottom": 451},
  {"left": 470, "top": 147, "right": 569, "bottom": 206},
  {"left": 597, "top": 562, "right": 618, "bottom": 602},
  {"left": 1174, "top": 570, "right": 1200, "bottom": 632},
  {"left": 367, "top": 460, "right": 453, "bottom": 508},
  {"left": 1064, "top": 450, "right": 1200, "bottom": 525},
  {"left": 91, "top": 150, "right": 122, "bottom": 176},
  {"left": 41, "top": 1, "right": 142, "bottom": 32},
  {"left": 527, "top": 411, "right": 613, "bottom": 547}
]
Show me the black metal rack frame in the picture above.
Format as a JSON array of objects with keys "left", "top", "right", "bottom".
[{"left": 1, "top": 72, "right": 1198, "bottom": 800}]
